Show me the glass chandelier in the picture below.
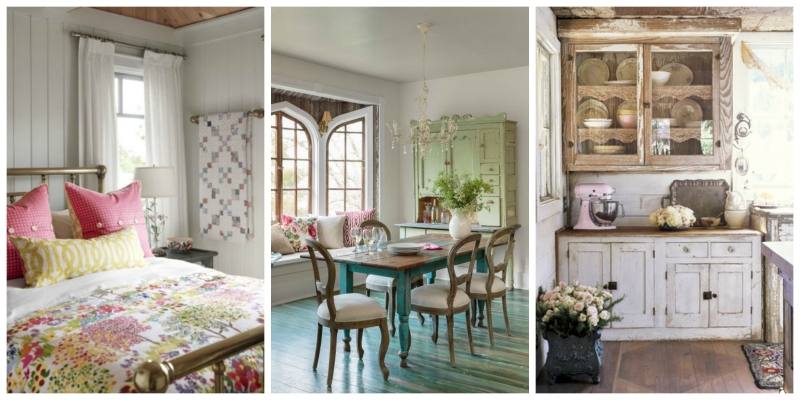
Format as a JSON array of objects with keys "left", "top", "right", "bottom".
[{"left": 387, "top": 22, "right": 460, "bottom": 154}]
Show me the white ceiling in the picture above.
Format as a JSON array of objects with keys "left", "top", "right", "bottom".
[{"left": 271, "top": 7, "right": 528, "bottom": 83}]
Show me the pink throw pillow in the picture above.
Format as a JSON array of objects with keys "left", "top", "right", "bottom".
[
  {"left": 279, "top": 215, "right": 317, "bottom": 252},
  {"left": 7, "top": 185, "right": 55, "bottom": 280},
  {"left": 64, "top": 181, "right": 153, "bottom": 257},
  {"left": 337, "top": 208, "right": 377, "bottom": 247}
]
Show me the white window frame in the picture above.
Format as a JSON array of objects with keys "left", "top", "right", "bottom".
[
  {"left": 270, "top": 102, "right": 374, "bottom": 216},
  {"left": 536, "top": 26, "right": 564, "bottom": 222}
]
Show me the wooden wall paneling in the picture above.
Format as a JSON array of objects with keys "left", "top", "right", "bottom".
[
  {"left": 31, "top": 16, "right": 48, "bottom": 190},
  {"left": 48, "top": 18, "right": 66, "bottom": 206},
  {"left": 718, "top": 37, "right": 733, "bottom": 170},
  {"left": 558, "top": 18, "right": 741, "bottom": 39},
  {"left": 12, "top": 12, "right": 32, "bottom": 193}
]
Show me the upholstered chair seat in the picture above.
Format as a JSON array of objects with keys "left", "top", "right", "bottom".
[
  {"left": 411, "top": 284, "right": 470, "bottom": 309},
  {"left": 317, "top": 293, "right": 387, "bottom": 322},
  {"left": 365, "top": 275, "right": 395, "bottom": 290},
  {"left": 463, "top": 273, "right": 506, "bottom": 295}
]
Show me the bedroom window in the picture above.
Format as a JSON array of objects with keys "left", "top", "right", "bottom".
[
  {"left": 326, "top": 118, "right": 365, "bottom": 214},
  {"left": 271, "top": 112, "right": 313, "bottom": 222},
  {"left": 114, "top": 72, "right": 147, "bottom": 188}
]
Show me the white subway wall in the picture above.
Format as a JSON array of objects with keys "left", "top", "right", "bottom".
[
  {"left": 398, "top": 66, "right": 530, "bottom": 289},
  {"left": 182, "top": 9, "right": 265, "bottom": 279}
]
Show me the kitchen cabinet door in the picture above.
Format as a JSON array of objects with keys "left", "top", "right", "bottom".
[
  {"left": 451, "top": 129, "right": 478, "bottom": 177},
  {"left": 477, "top": 196, "right": 501, "bottom": 227},
  {"left": 610, "top": 243, "right": 655, "bottom": 328},
  {"left": 667, "top": 263, "right": 709, "bottom": 328},
  {"left": 416, "top": 142, "right": 447, "bottom": 196},
  {"left": 567, "top": 243, "right": 610, "bottom": 288},
  {"left": 479, "top": 126, "right": 503, "bottom": 163},
  {"left": 709, "top": 263, "right": 751, "bottom": 327}
]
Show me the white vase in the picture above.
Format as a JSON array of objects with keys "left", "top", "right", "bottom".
[
  {"left": 449, "top": 209, "right": 472, "bottom": 240},
  {"left": 725, "top": 209, "right": 748, "bottom": 228}
]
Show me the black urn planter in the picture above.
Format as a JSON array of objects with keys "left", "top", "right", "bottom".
[{"left": 542, "top": 330, "right": 604, "bottom": 384}]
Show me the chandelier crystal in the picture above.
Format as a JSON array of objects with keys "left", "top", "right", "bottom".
[{"left": 387, "top": 22, "right": 461, "bottom": 154}]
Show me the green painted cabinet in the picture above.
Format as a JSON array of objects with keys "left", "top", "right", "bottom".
[{"left": 413, "top": 113, "right": 518, "bottom": 228}]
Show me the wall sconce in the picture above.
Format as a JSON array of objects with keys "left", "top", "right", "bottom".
[{"left": 319, "top": 111, "right": 332, "bottom": 134}]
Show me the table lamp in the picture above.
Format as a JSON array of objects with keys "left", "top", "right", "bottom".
[{"left": 134, "top": 166, "right": 177, "bottom": 256}]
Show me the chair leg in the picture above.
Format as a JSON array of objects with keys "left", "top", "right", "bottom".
[
  {"left": 313, "top": 323, "right": 323, "bottom": 370},
  {"left": 417, "top": 311, "right": 425, "bottom": 325},
  {"left": 465, "top": 308, "right": 474, "bottom": 355},
  {"left": 384, "top": 291, "right": 390, "bottom": 311},
  {"left": 486, "top": 298, "right": 495, "bottom": 346},
  {"left": 446, "top": 314, "right": 456, "bottom": 367},
  {"left": 502, "top": 295, "right": 511, "bottom": 337},
  {"left": 379, "top": 320, "right": 390, "bottom": 380},
  {"left": 471, "top": 299, "right": 478, "bottom": 327},
  {"left": 390, "top": 287, "right": 397, "bottom": 337},
  {"left": 357, "top": 328, "right": 365, "bottom": 360},
  {"left": 327, "top": 328, "right": 338, "bottom": 388},
  {"left": 366, "top": 288, "right": 371, "bottom": 297},
  {"left": 431, "top": 314, "right": 439, "bottom": 343}
]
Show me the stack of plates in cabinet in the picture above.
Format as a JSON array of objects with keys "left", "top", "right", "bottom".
[{"left": 388, "top": 243, "right": 424, "bottom": 256}]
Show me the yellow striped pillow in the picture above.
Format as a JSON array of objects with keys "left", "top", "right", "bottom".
[{"left": 9, "top": 227, "right": 146, "bottom": 288}]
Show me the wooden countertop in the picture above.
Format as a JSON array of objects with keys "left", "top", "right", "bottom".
[
  {"left": 557, "top": 226, "right": 761, "bottom": 237},
  {"left": 396, "top": 222, "right": 503, "bottom": 233}
]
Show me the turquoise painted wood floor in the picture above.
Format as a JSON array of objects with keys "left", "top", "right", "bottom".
[{"left": 271, "top": 288, "right": 529, "bottom": 393}]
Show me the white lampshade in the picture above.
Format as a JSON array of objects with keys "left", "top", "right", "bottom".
[{"left": 134, "top": 166, "right": 178, "bottom": 198}]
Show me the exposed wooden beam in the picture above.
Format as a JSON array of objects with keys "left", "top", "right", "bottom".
[
  {"left": 93, "top": 7, "right": 250, "bottom": 29},
  {"left": 557, "top": 18, "right": 741, "bottom": 39}
]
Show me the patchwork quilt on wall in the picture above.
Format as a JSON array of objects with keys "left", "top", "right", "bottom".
[{"left": 198, "top": 112, "right": 254, "bottom": 242}]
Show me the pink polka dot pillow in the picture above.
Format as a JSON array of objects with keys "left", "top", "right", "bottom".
[
  {"left": 7, "top": 185, "right": 55, "bottom": 280},
  {"left": 65, "top": 181, "right": 153, "bottom": 257}
]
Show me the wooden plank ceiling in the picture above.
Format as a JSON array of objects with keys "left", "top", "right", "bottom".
[
  {"left": 551, "top": 7, "right": 792, "bottom": 32},
  {"left": 93, "top": 7, "right": 250, "bottom": 29}
]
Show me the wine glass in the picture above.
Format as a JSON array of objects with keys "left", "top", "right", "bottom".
[
  {"left": 362, "top": 227, "right": 374, "bottom": 256},
  {"left": 376, "top": 229, "right": 388, "bottom": 251},
  {"left": 350, "top": 227, "right": 362, "bottom": 254}
]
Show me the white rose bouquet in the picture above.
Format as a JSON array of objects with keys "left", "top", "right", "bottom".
[
  {"left": 649, "top": 205, "right": 696, "bottom": 230},
  {"left": 536, "top": 282, "right": 623, "bottom": 337}
]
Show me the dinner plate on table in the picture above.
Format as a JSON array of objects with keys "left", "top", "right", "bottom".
[{"left": 388, "top": 243, "right": 424, "bottom": 256}]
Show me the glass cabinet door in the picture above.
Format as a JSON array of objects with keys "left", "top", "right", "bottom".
[
  {"left": 647, "top": 44, "right": 719, "bottom": 165},
  {"left": 573, "top": 44, "right": 641, "bottom": 165}
]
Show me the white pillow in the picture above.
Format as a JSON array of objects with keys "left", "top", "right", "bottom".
[
  {"left": 317, "top": 215, "right": 346, "bottom": 249},
  {"left": 51, "top": 209, "right": 74, "bottom": 239}
]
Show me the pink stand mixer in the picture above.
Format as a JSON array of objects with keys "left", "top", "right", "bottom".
[{"left": 574, "top": 183, "right": 624, "bottom": 230}]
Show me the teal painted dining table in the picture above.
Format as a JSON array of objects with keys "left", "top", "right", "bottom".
[{"left": 305, "top": 233, "right": 490, "bottom": 368}]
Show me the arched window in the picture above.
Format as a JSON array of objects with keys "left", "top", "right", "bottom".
[
  {"left": 326, "top": 118, "right": 365, "bottom": 214},
  {"left": 271, "top": 111, "right": 312, "bottom": 222}
]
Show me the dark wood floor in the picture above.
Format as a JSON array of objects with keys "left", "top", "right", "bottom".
[
  {"left": 272, "top": 288, "right": 529, "bottom": 393},
  {"left": 536, "top": 340, "right": 778, "bottom": 393}
]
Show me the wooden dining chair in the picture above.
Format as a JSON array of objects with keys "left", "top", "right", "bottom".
[
  {"left": 410, "top": 233, "right": 480, "bottom": 367},
  {"left": 464, "top": 225, "right": 519, "bottom": 345},
  {"left": 360, "top": 219, "right": 424, "bottom": 336},
  {"left": 305, "top": 239, "right": 390, "bottom": 388}
]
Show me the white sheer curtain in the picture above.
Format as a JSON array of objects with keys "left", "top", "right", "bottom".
[
  {"left": 143, "top": 50, "right": 189, "bottom": 237},
  {"left": 78, "top": 38, "right": 117, "bottom": 190}
]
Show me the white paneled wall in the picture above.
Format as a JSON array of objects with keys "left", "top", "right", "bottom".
[
  {"left": 183, "top": 24, "right": 265, "bottom": 279},
  {"left": 8, "top": 11, "right": 74, "bottom": 208}
]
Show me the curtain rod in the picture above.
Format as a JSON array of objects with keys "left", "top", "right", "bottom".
[
  {"left": 70, "top": 32, "right": 185, "bottom": 58},
  {"left": 190, "top": 109, "right": 265, "bottom": 124}
]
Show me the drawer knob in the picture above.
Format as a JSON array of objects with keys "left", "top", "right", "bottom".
[
  {"left": 683, "top": 246, "right": 690, "bottom": 253},
  {"left": 727, "top": 246, "right": 735, "bottom": 253}
]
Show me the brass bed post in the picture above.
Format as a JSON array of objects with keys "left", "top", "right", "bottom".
[{"left": 6, "top": 166, "right": 107, "bottom": 201}]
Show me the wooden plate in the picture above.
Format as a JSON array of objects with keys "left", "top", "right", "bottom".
[
  {"left": 671, "top": 99, "right": 703, "bottom": 126},
  {"left": 616, "top": 58, "right": 638, "bottom": 81},
  {"left": 578, "top": 58, "right": 610, "bottom": 85},
  {"left": 660, "top": 62, "right": 694, "bottom": 85},
  {"left": 577, "top": 98, "right": 609, "bottom": 127}
]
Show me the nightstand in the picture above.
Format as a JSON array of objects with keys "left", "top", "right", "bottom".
[{"left": 160, "top": 248, "right": 219, "bottom": 268}]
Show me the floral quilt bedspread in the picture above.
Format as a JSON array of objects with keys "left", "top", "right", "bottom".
[{"left": 7, "top": 272, "right": 264, "bottom": 393}]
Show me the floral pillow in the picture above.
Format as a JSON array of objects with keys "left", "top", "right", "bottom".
[{"left": 279, "top": 215, "right": 318, "bottom": 252}]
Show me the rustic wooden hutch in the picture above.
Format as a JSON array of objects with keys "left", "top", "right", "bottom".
[{"left": 559, "top": 18, "right": 740, "bottom": 171}]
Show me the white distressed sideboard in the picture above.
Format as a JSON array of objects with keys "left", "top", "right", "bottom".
[{"left": 557, "top": 227, "right": 762, "bottom": 341}]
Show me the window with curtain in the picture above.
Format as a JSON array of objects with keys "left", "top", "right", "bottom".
[
  {"left": 326, "top": 119, "right": 365, "bottom": 214},
  {"left": 271, "top": 111, "right": 313, "bottom": 222},
  {"left": 114, "top": 72, "right": 147, "bottom": 188}
]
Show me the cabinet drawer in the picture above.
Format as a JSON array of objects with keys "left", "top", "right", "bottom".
[
  {"left": 487, "top": 185, "right": 501, "bottom": 196},
  {"left": 480, "top": 163, "right": 501, "bottom": 175},
  {"left": 481, "top": 174, "right": 501, "bottom": 187},
  {"left": 665, "top": 242, "right": 708, "bottom": 258},
  {"left": 710, "top": 242, "right": 752, "bottom": 258}
]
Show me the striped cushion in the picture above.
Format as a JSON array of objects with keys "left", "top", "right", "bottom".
[
  {"left": 336, "top": 209, "right": 376, "bottom": 247},
  {"left": 9, "top": 228, "right": 146, "bottom": 288},
  {"left": 6, "top": 185, "right": 55, "bottom": 280}
]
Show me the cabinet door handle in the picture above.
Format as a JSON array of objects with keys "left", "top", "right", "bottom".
[
  {"left": 682, "top": 246, "right": 690, "bottom": 253},
  {"left": 603, "top": 281, "right": 617, "bottom": 290},
  {"left": 712, "top": 293, "right": 718, "bottom": 299},
  {"left": 643, "top": 102, "right": 651, "bottom": 109},
  {"left": 703, "top": 291, "right": 713, "bottom": 300},
  {"left": 727, "top": 246, "right": 735, "bottom": 253},
  {"left": 715, "top": 140, "right": 722, "bottom": 147},
  {"left": 568, "top": 141, "right": 574, "bottom": 148}
]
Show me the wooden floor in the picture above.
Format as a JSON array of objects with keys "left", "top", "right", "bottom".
[
  {"left": 271, "top": 288, "right": 529, "bottom": 393},
  {"left": 536, "top": 340, "right": 777, "bottom": 393}
]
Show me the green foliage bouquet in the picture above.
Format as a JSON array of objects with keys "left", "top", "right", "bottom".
[
  {"left": 536, "top": 282, "right": 624, "bottom": 337},
  {"left": 432, "top": 171, "right": 493, "bottom": 214}
]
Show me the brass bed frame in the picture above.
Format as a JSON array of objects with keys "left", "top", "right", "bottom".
[{"left": 7, "top": 166, "right": 265, "bottom": 393}]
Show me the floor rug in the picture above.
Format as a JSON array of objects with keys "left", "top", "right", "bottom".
[{"left": 742, "top": 342, "right": 783, "bottom": 389}]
